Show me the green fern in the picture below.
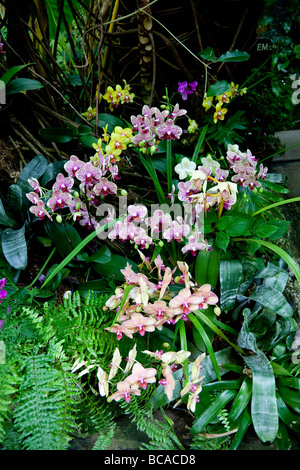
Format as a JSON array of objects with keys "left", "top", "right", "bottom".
[
  {"left": 119, "top": 391, "right": 183, "bottom": 450},
  {"left": 14, "top": 354, "right": 81, "bottom": 450}
]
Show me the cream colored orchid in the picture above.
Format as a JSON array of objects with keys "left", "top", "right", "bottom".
[
  {"left": 161, "top": 350, "right": 191, "bottom": 365},
  {"left": 124, "top": 344, "right": 137, "bottom": 374},
  {"left": 108, "top": 347, "right": 122, "bottom": 380},
  {"left": 174, "top": 157, "right": 196, "bottom": 180},
  {"left": 97, "top": 367, "right": 109, "bottom": 397}
]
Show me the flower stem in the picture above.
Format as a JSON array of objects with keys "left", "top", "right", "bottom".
[{"left": 166, "top": 140, "right": 173, "bottom": 195}]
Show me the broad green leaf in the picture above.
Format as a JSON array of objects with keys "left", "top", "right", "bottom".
[
  {"left": 243, "top": 351, "right": 278, "bottom": 442},
  {"left": 78, "top": 134, "right": 99, "bottom": 148},
  {"left": 17, "top": 155, "right": 49, "bottom": 193},
  {"left": 1, "top": 224, "right": 27, "bottom": 270},
  {"left": 199, "top": 47, "right": 217, "bottom": 61},
  {"left": 249, "top": 286, "right": 293, "bottom": 317},
  {"left": 92, "top": 254, "right": 137, "bottom": 280},
  {"left": 253, "top": 223, "right": 280, "bottom": 238},
  {"left": 6, "top": 78, "right": 43, "bottom": 95},
  {"left": 206, "top": 80, "right": 230, "bottom": 97},
  {"left": 261, "top": 180, "right": 290, "bottom": 194},
  {"left": 0, "top": 64, "right": 32, "bottom": 85},
  {"left": 93, "top": 113, "right": 125, "bottom": 134},
  {"left": 45, "top": 220, "right": 88, "bottom": 262},
  {"left": 194, "top": 242, "right": 220, "bottom": 287},
  {"left": 38, "top": 127, "right": 75, "bottom": 143},
  {"left": 40, "top": 161, "right": 66, "bottom": 186},
  {"left": 217, "top": 214, "right": 254, "bottom": 236},
  {"left": 220, "top": 259, "right": 243, "bottom": 311},
  {"left": 277, "top": 385, "right": 300, "bottom": 414},
  {"left": 0, "top": 199, "right": 16, "bottom": 228},
  {"left": 215, "top": 231, "right": 230, "bottom": 252},
  {"left": 89, "top": 245, "right": 112, "bottom": 264},
  {"left": 218, "top": 50, "right": 250, "bottom": 62}
]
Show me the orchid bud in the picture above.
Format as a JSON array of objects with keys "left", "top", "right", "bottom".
[
  {"left": 158, "top": 240, "right": 164, "bottom": 247},
  {"left": 214, "top": 306, "right": 221, "bottom": 316},
  {"left": 56, "top": 215, "right": 62, "bottom": 223},
  {"left": 73, "top": 191, "right": 80, "bottom": 198},
  {"left": 120, "top": 189, "right": 128, "bottom": 196}
]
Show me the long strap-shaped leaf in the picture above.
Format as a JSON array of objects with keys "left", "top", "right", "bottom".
[
  {"left": 189, "top": 312, "right": 221, "bottom": 381},
  {"left": 232, "top": 238, "right": 300, "bottom": 284},
  {"left": 190, "top": 389, "right": 237, "bottom": 434},
  {"left": 220, "top": 259, "right": 243, "bottom": 312},
  {"left": 242, "top": 351, "right": 279, "bottom": 443}
]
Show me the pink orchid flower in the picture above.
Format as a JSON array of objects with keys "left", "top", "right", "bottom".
[
  {"left": 193, "top": 284, "right": 218, "bottom": 309},
  {"left": 125, "top": 362, "right": 157, "bottom": 390},
  {"left": 122, "top": 312, "right": 156, "bottom": 336},
  {"left": 169, "top": 288, "right": 205, "bottom": 318},
  {"left": 108, "top": 381, "right": 141, "bottom": 403}
]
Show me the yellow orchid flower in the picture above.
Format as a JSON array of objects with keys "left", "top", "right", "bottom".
[
  {"left": 213, "top": 102, "right": 228, "bottom": 123},
  {"left": 202, "top": 94, "right": 213, "bottom": 111}
]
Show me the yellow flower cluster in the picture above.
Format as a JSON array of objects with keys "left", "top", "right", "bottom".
[
  {"left": 91, "top": 125, "right": 133, "bottom": 164},
  {"left": 202, "top": 82, "right": 247, "bottom": 123},
  {"left": 81, "top": 80, "right": 135, "bottom": 120},
  {"left": 102, "top": 80, "right": 135, "bottom": 112}
]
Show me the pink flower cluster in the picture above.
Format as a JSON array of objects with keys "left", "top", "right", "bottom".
[
  {"left": 105, "top": 255, "right": 218, "bottom": 341},
  {"left": 226, "top": 144, "right": 268, "bottom": 190},
  {"left": 130, "top": 104, "right": 186, "bottom": 152},
  {"left": 108, "top": 206, "right": 209, "bottom": 256},
  {"left": 26, "top": 154, "right": 120, "bottom": 231}
]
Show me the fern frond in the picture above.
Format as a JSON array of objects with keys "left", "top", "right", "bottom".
[
  {"left": 0, "top": 363, "right": 19, "bottom": 444},
  {"left": 14, "top": 354, "right": 81, "bottom": 450}
]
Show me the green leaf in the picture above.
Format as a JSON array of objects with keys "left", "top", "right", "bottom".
[
  {"left": 17, "top": 155, "right": 49, "bottom": 193},
  {"left": 6, "top": 78, "right": 43, "bottom": 95},
  {"left": 194, "top": 243, "right": 220, "bottom": 287},
  {"left": 276, "top": 392, "right": 300, "bottom": 433},
  {"left": 45, "top": 220, "right": 88, "bottom": 262},
  {"left": 1, "top": 224, "right": 27, "bottom": 270},
  {"left": 217, "top": 214, "right": 254, "bottom": 237},
  {"left": 0, "top": 64, "right": 33, "bottom": 85},
  {"left": 244, "top": 351, "right": 278, "bottom": 442},
  {"left": 190, "top": 389, "right": 237, "bottom": 434},
  {"left": 220, "top": 260, "right": 243, "bottom": 312},
  {"left": 266, "top": 220, "right": 291, "bottom": 241},
  {"left": 217, "top": 50, "right": 250, "bottom": 62},
  {"left": 206, "top": 80, "right": 230, "bottom": 97},
  {"left": 228, "top": 377, "right": 252, "bottom": 422},
  {"left": 93, "top": 113, "right": 125, "bottom": 134},
  {"left": 232, "top": 238, "right": 300, "bottom": 284},
  {"left": 230, "top": 407, "right": 252, "bottom": 450},
  {"left": 89, "top": 245, "right": 112, "bottom": 264},
  {"left": 0, "top": 199, "right": 16, "bottom": 228},
  {"left": 41, "top": 217, "right": 127, "bottom": 289},
  {"left": 215, "top": 231, "right": 230, "bottom": 252},
  {"left": 199, "top": 47, "right": 217, "bottom": 61},
  {"left": 249, "top": 286, "right": 293, "bottom": 317},
  {"left": 40, "top": 161, "right": 66, "bottom": 186},
  {"left": 253, "top": 223, "right": 279, "bottom": 238},
  {"left": 78, "top": 134, "right": 99, "bottom": 148},
  {"left": 92, "top": 254, "right": 137, "bottom": 281},
  {"left": 38, "top": 127, "right": 75, "bottom": 143}
]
